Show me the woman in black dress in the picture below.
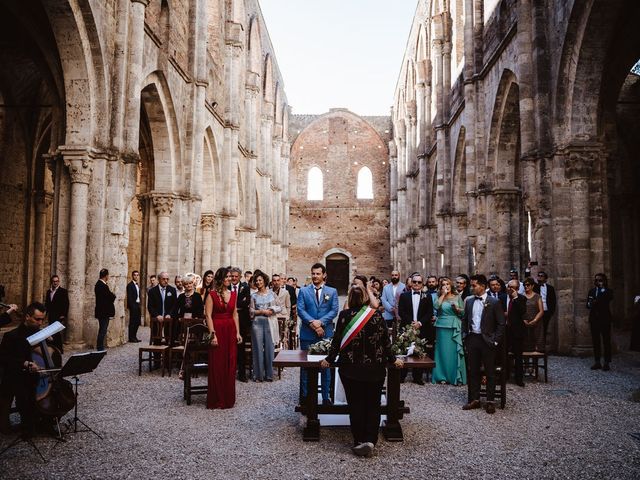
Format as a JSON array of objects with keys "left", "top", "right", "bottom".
[{"left": 321, "top": 285, "right": 403, "bottom": 457}]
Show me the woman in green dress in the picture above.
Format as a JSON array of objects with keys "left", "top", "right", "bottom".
[{"left": 431, "top": 277, "right": 467, "bottom": 385}]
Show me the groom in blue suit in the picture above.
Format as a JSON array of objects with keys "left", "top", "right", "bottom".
[{"left": 297, "top": 263, "right": 339, "bottom": 404}]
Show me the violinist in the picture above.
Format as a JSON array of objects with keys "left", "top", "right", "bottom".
[{"left": 0, "top": 302, "right": 46, "bottom": 435}]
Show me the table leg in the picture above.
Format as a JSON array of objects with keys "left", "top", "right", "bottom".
[
  {"left": 382, "top": 366, "right": 404, "bottom": 441},
  {"left": 303, "top": 367, "right": 320, "bottom": 441}
]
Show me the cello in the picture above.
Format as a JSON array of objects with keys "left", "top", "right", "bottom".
[{"left": 28, "top": 323, "right": 75, "bottom": 421}]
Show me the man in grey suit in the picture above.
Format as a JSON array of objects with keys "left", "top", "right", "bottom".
[
  {"left": 381, "top": 270, "right": 405, "bottom": 328},
  {"left": 461, "top": 274, "right": 505, "bottom": 414}
]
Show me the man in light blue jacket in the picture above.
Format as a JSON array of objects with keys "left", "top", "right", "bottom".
[
  {"left": 381, "top": 270, "right": 405, "bottom": 328},
  {"left": 297, "top": 263, "right": 339, "bottom": 404}
]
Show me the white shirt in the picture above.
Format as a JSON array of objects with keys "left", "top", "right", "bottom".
[
  {"left": 518, "top": 282, "right": 525, "bottom": 295},
  {"left": 540, "top": 283, "right": 548, "bottom": 311},
  {"left": 49, "top": 287, "right": 58, "bottom": 301},
  {"left": 471, "top": 292, "right": 487, "bottom": 334},
  {"left": 411, "top": 292, "right": 421, "bottom": 322}
]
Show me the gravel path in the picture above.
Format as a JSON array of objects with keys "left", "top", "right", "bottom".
[{"left": 1, "top": 327, "right": 639, "bottom": 479}]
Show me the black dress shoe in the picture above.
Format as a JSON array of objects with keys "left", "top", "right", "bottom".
[
  {"left": 515, "top": 380, "right": 525, "bottom": 387},
  {"left": 591, "top": 363, "right": 602, "bottom": 370},
  {"left": 322, "top": 399, "right": 333, "bottom": 406},
  {"left": 413, "top": 379, "right": 425, "bottom": 385},
  {"left": 602, "top": 363, "right": 610, "bottom": 371}
]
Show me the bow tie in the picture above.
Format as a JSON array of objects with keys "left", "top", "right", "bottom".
[
  {"left": 474, "top": 296, "right": 483, "bottom": 301},
  {"left": 413, "top": 292, "right": 421, "bottom": 296}
]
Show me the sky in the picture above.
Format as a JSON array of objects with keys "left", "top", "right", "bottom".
[{"left": 259, "top": 1, "right": 418, "bottom": 116}]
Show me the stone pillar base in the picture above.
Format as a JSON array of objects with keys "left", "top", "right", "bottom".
[{"left": 64, "top": 340, "right": 87, "bottom": 351}]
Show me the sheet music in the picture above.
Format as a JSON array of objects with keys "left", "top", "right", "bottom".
[{"left": 26, "top": 321, "right": 65, "bottom": 346}]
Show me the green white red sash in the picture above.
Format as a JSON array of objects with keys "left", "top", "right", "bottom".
[{"left": 340, "top": 305, "right": 376, "bottom": 350}]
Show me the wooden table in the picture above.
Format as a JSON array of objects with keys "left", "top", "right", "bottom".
[{"left": 273, "top": 350, "right": 435, "bottom": 442}]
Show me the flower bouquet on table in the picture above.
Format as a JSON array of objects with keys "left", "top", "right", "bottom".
[
  {"left": 391, "top": 325, "right": 429, "bottom": 358},
  {"left": 307, "top": 339, "right": 332, "bottom": 361}
]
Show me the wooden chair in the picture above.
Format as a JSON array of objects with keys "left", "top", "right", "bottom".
[
  {"left": 183, "top": 324, "right": 210, "bottom": 405},
  {"left": 521, "top": 350, "right": 548, "bottom": 382},
  {"left": 168, "top": 317, "right": 204, "bottom": 376},
  {"left": 243, "top": 336, "right": 253, "bottom": 380},
  {"left": 138, "top": 344, "right": 169, "bottom": 376},
  {"left": 467, "top": 339, "right": 508, "bottom": 409}
]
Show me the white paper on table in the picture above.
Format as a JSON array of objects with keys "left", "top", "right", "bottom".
[{"left": 306, "top": 354, "right": 327, "bottom": 362}]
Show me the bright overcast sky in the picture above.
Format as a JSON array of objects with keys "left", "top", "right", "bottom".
[{"left": 259, "top": 1, "right": 418, "bottom": 116}]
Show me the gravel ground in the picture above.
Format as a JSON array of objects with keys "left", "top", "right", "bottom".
[{"left": 1, "top": 327, "right": 639, "bottom": 480}]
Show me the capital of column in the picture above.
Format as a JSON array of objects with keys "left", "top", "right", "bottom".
[
  {"left": 63, "top": 158, "right": 93, "bottom": 185},
  {"left": 200, "top": 214, "right": 216, "bottom": 229},
  {"left": 566, "top": 148, "right": 600, "bottom": 181},
  {"left": 492, "top": 189, "right": 521, "bottom": 212},
  {"left": 42, "top": 152, "right": 61, "bottom": 177},
  {"left": 152, "top": 194, "right": 174, "bottom": 216}
]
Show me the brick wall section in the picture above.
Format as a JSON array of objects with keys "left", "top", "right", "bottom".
[{"left": 288, "top": 109, "right": 392, "bottom": 281}]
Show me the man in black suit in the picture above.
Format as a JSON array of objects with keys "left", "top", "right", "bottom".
[
  {"left": 398, "top": 273, "right": 434, "bottom": 385},
  {"left": 0, "top": 302, "right": 47, "bottom": 434},
  {"left": 587, "top": 273, "right": 613, "bottom": 371},
  {"left": 462, "top": 274, "right": 506, "bottom": 414},
  {"left": 534, "top": 271, "right": 557, "bottom": 340},
  {"left": 126, "top": 270, "right": 142, "bottom": 342},
  {"left": 95, "top": 268, "right": 116, "bottom": 351},
  {"left": 44, "top": 275, "right": 69, "bottom": 352},
  {"left": 230, "top": 267, "right": 251, "bottom": 382},
  {"left": 488, "top": 276, "right": 508, "bottom": 310},
  {"left": 147, "top": 271, "right": 178, "bottom": 345},
  {"left": 506, "top": 279, "right": 527, "bottom": 387}
]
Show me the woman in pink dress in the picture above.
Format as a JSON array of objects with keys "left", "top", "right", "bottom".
[{"left": 205, "top": 267, "right": 243, "bottom": 409}]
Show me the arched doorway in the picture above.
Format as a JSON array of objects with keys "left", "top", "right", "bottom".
[{"left": 325, "top": 253, "right": 350, "bottom": 295}]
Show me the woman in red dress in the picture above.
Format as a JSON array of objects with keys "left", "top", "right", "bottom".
[{"left": 205, "top": 267, "right": 243, "bottom": 409}]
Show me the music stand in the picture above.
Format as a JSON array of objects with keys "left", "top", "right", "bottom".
[{"left": 58, "top": 351, "right": 106, "bottom": 440}]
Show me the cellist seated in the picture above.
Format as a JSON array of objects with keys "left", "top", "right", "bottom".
[{"left": 0, "top": 302, "right": 51, "bottom": 436}]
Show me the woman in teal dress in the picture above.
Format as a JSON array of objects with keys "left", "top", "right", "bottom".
[{"left": 431, "top": 277, "right": 467, "bottom": 385}]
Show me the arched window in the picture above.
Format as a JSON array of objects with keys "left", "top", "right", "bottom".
[
  {"left": 307, "top": 167, "right": 323, "bottom": 200},
  {"left": 356, "top": 166, "right": 373, "bottom": 199}
]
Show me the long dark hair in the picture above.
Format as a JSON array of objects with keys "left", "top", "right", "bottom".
[{"left": 213, "top": 267, "right": 230, "bottom": 305}]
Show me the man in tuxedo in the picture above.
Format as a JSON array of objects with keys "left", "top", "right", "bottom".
[
  {"left": 381, "top": 270, "right": 405, "bottom": 328},
  {"left": 147, "top": 271, "right": 178, "bottom": 345},
  {"left": 462, "top": 274, "right": 506, "bottom": 414},
  {"left": 506, "top": 279, "right": 527, "bottom": 386},
  {"left": 534, "top": 271, "right": 557, "bottom": 340},
  {"left": 95, "top": 268, "right": 116, "bottom": 351},
  {"left": 297, "top": 263, "right": 339, "bottom": 405},
  {"left": 587, "top": 273, "right": 613, "bottom": 371},
  {"left": 126, "top": 270, "right": 142, "bottom": 342},
  {"left": 455, "top": 275, "right": 471, "bottom": 300},
  {"left": 0, "top": 302, "right": 47, "bottom": 434},
  {"left": 488, "top": 276, "right": 508, "bottom": 310},
  {"left": 397, "top": 274, "right": 434, "bottom": 385},
  {"left": 230, "top": 267, "right": 251, "bottom": 382},
  {"left": 44, "top": 275, "right": 69, "bottom": 352}
]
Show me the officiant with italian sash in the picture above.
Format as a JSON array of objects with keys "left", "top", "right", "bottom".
[{"left": 320, "top": 286, "right": 403, "bottom": 457}]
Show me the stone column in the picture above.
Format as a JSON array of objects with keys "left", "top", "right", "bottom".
[
  {"left": 200, "top": 214, "right": 215, "bottom": 273},
  {"left": 32, "top": 191, "right": 53, "bottom": 301},
  {"left": 62, "top": 152, "right": 93, "bottom": 348},
  {"left": 566, "top": 148, "right": 597, "bottom": 355},
  {"left": 123, "top": 0, "right": 150, "bottom": 154},
  {"left": 152, "top": 194, "right": 174, "bottom": 272},
  {"left": 493, "top": 189, "right": 519, "bottom": 276}
]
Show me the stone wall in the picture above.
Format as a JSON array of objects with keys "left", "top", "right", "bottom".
[{"left": 288, "top": 109, "right": 392, "bottom": 284}]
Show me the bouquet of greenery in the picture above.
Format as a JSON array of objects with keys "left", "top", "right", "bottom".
[
  {"left": 308, "top": 339, "right": 332, "bottom": 354},
  {"left": 391, "top": 325, "right": 430, "bottom": 358}
]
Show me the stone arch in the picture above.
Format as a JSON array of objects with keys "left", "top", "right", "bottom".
[
  {"left": 248, "top": 16, "right": 262, "bottom": 74},
  {"left": 140, "top": 71, "right": 181, "bottom": 191},
  {"left": 322, "top": 248, "right": 355, "bottom": 295},
  {"left": 44, "top": 0, "right": 107, "bottom": 147},
  {"left": 202, "top": 126, "right": 221, "bottom": 214},
  {"left": 263, "top": 54, "right": 275, "bottom": 105},
  {"left": 487, "top": 69, "right": 520, "bottom": 187}
]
